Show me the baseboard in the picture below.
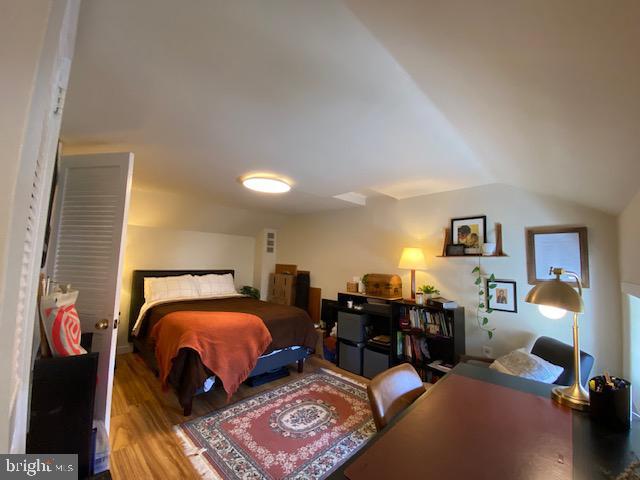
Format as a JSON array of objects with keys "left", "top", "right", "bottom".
[{"left": 117, "top": 343, "right": 133, "bottom": 355}]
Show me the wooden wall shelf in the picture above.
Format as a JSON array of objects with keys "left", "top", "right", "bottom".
[
  {"left": 441, "top": 221, "right": 507, "bottom": 258},
  {"left": 436, "top": 254, "right": 509, "bottom": 258}
]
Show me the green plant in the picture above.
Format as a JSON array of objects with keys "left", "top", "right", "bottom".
[
  {"left": 240, "top": 285, "right": 260, "bottom": 299},
  {"left": 418, "top": 284, "right": 440, "bottom": 295},
  {"left": 361, "top": 274, "right": 370, "bottom": 286},
  {"left": 472, "top": 259, "right": 497, "bottom": 339}
]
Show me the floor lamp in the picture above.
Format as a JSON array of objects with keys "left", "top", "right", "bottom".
[{"left": 525, "top": 267, "right": 589, "bottom": 411}]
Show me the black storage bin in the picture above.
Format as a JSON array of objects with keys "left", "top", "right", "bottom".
[
  {"left": 338, "top": 340, "right": 364, "bottom": 376},
  {"left": 363, "top": 347, "right": 389, "bottom": 379},
  {"left": 589, "top": 375, "right": 632, "bottom": 431},
  {"left": 337, "top": 311, "right": 369, "bottom": 343},
  {"left": 27, "top": 353, "right": 99, "bottom": 478}
]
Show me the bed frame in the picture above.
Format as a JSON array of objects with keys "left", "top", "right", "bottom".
[{"left": 128, "top": 269, "right": 310, "bottom": 414}]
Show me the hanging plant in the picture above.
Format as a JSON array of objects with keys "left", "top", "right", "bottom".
[{"left": 472, "top": 259, "right": 497, "bottom": 339}]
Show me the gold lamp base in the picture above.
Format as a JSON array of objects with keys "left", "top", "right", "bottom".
[{"left": 551, "top": 384, "right": 590, "bottom": 411}]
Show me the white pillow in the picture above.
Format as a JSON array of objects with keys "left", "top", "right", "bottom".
[
  {"left": 143, "top": 274, "right": 199, "bottom": 303},
  {"left": 193, "top": 273, "right": 237, "bottom": 297},
  {"left": 489, "top": 348, "right": 564, "bottom": 384}
]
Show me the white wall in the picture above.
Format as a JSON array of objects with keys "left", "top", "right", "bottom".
[
  {"left": 118, "top": 225, "right": 256, "bottom": 351},
  {"left": 619, "top": 189, "right": 640, "bottom": 404},
  {"left": 253, "top": 228, "right": 277, "bottom": 301},
  {"left": 619, "top": 189, "right": 640, "bottom": 286},
  {"left": 127, "top": 186, "right": 287, "bottom": 237},
  {"left": 113, "top": 186, "right": 285, "bottom": 351},
  {"left": 621, "top": 288, "right": 640, "bottom": 411},
  {"left": 277, "top": 183, "right": 622, "bottom": 375}
]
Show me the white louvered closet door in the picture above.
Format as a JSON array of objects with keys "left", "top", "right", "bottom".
[{"left": 50, "top": 153, "right": 133, "bottom": 432}]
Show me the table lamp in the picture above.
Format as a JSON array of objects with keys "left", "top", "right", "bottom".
[
  {"left": 525, "top": 267, "right": 588, "bottom": 411},
  {"left": 398, "top": 247, "right": 427, "bottom": 300}
]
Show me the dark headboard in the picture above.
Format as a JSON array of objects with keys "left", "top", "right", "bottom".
[{"left": 127, "top": 269, "right": 235, "bottom": 340}]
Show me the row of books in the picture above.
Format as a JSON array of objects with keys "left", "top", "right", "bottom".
[
  {"left": 402, "top": 307, "right": 453, "bottom": 337},
  {"left": 397, "top": 332, "right": 430, "bottom": 363}
]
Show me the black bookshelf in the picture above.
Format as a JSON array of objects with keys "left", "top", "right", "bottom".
[
  {"left": 336, "top": 292, "right": 398, "bottom": 378},
  {"left": 332, "top": 293, "right": 465, "bottom": 381},
  {"left": 391, "top": 300, "right": 465, "bottom": 382}
]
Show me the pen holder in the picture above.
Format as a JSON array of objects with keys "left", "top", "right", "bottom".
[{"left": 588, "top": 376, "right": 632, "bottom": 431}]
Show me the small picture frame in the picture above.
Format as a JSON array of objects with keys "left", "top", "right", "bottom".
[
  {"left": 488, "top": 279, "right": 517, "bottom": 313},
  {"left": 451, "top": 216, "right": 487, "bottom": 252},
  {"left": 525, "top": 226, "right": 589, "bottom": 287}
]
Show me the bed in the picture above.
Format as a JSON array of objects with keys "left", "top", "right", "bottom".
[{"left": 128, "top": 269, "right": 318, "bottom": 415}]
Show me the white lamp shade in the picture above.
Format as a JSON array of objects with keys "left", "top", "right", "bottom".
[
  {"left": 398, "top": 247, "right": 427, "bottom": 270},
  {"left": 538, "top": 305, "right": 568, "bottom": 319}
]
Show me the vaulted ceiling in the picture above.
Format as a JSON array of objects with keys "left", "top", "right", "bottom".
[{"left": 62, "top": 0, "right": 640, "bottom": 214}]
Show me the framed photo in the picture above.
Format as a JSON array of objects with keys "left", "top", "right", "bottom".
[
  {"left": 451, "top": 216, "right": 487, "bottom": 250},
  {"left": 525, "top": 226, "right": 589, "bottom": 287},
  {"left": 487, "top": 279, "right": 517, "bottom": 313}
]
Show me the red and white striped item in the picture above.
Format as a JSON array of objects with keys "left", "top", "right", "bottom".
[{"left": 40, "top": 290, "right": 87, "bottom": 357}]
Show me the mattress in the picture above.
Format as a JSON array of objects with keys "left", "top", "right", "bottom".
[{"left": 133, "top": 296, "right": 318, "bottom": 411}]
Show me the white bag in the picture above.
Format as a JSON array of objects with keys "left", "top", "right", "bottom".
[{"left": 39, "top": 290, "right": 87, "bottom": 356}]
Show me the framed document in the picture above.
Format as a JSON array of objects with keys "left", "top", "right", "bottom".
[
  {"left": 525, "top": 226, "right": 589, "bottom": 287},
  {"left": 488, "top": 279, "right": 517, "bottom": 313}
]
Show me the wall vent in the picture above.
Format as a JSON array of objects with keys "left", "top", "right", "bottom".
[{"left": 266, "top": 231, "right": 276, "bottom": 254}]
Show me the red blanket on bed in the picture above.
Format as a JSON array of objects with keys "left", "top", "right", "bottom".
[{"left": 150, "top": 311, "right": 273, "bottom": 397}]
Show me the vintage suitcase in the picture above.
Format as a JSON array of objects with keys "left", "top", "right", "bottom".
[{"left": 364, "top": 273, "right": 402, "bottom": 298}]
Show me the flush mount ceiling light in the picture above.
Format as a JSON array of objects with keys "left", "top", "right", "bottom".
[{"left": 241, "top": 175, "right": 291, "bottom": 194}]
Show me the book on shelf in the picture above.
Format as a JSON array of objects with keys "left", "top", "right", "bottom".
[
  {"left": 370, "top": 334, "right": 390, "bottom": 344},
  {"left": 401, "top": 306, "right": 452, "bottom": 337},
  {"left": 396, "top": 333, "right": 431, "bottom": 365},
  {"left": 428, "top": 297, "right": 458, "bottom": 309},
  {"left": 428, "top": 360, "right": 453, "bottom": 373},
  {"left": 399, "top": 333, "right": 416, "bottom": 361},
  {"left": 411, "top": 335, "right": 422, "bottom": 362},
  {"left": 368, "top": 335, "right": 391, "bottom": 348}
]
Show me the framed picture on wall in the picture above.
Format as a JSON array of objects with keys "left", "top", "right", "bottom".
[
  {"left": 525, "top": 226, "right": 589, "bottom": 287},
  {"left": 487, "top": 279, "right": 517, "bottom": 313},
  {"left": 451, "top": 216, "right": 487, "bottom": 249}
]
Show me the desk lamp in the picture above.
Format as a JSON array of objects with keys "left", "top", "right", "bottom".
[{"left": 525, "top": 267, "right": 588, "bottom": 411}]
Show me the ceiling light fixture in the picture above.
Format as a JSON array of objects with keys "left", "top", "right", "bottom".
[{"left": 241, "top": 175, "right": 291, "bottom": 194}]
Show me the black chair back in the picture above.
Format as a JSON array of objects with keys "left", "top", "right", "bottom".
[{"left": 531, "top": 336, "right": 594, "bottom": 386}]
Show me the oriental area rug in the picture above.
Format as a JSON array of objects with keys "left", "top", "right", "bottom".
[{"left": 175, "top": 369, "right": 376, "bottom": 479}]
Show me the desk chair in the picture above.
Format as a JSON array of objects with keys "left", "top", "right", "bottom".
[{"left": 367, "top": 363, "right": 426, "bottom": 431}]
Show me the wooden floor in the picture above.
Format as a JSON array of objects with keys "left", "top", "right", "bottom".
[{"left": 109, "top": 353, "right": 365, "bottom": 479}]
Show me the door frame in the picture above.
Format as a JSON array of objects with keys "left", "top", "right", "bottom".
[{"left": 0, "top": 1, "right": 80, "bottom": 453}]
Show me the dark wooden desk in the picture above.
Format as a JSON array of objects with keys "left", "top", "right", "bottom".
[{"left": 329, "top": 363, "right": 639, "bottom": 479}]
